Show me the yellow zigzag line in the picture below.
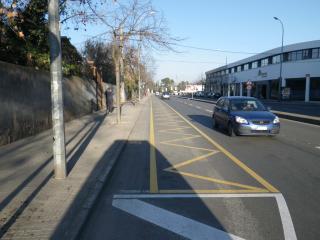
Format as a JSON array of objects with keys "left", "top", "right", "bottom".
[{"left": 163, "top": 150, "right": 265, "bottom": 191}]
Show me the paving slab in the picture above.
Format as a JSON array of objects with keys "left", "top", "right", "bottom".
[{"left": 0, "top": 97, "right": 148, "bottom": 239}]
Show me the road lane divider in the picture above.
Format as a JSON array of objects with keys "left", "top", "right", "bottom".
[
  {"left": 158, "top": 126, "right": 191, "bottom": 132},
  {"left": 162, "top": 100, "right": 279, "bottom": 193},
  {"left": 149, "top": 99, "right": 158, "bottom": 193},
  {"left": 160, "top": 135, "right": 201, "bottom": 144}
]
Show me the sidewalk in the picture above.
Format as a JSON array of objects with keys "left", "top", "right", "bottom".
[
  {"left": 181, "top": 96, "right": 320, "bottom": 125},
  {"left": 0, "top": 97, "right": 148, "bottom": 239}
]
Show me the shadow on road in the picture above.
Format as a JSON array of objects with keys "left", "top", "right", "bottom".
[
  {"left": 0, "top": 113, "right": 106, "bottom": 238},
  {"left": 57, "top": 140, "right": 233, "bottom": 240},
  {"left": 188, "top": 114, "right": 231, "bottom": 136}
]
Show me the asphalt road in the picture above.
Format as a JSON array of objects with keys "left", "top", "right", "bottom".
[
  {"left": 79, "top": 96, "right": 320, "bottom": 240},
  {"left": 187, "top": 96, "right": 320, "bottom": 117}
]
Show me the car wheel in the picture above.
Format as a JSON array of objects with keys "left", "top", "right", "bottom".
[{"left": 227, "top": 122, "right": 235, "bottom": 137}]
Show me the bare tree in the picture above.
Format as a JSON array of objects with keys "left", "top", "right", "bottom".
[{"left": 85, "top": 0, "right": 180, "bottom": 122}]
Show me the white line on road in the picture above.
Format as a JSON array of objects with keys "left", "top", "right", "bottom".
[
  {"left": 114, "top": 193, "right": 278, "bottom": 199},
  {"left": 275, "top": 194, "right": 297, "bottom": 240},
  {"left": 315, "top": 146, "right": 320, "bottom": 149},
  {"left": 196, "top": 106, "right": 202, "bottom": 109},
  {"left": 205, "top": 109, "right": 213, "bottom": 113},
  {"left": 114, "top": 193, "right": 297, "bottom": 240},
  {"left": 112, "top": 198, "right": 245, "bottom": 240}
]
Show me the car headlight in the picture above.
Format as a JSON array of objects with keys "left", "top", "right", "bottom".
[
  {"left": 273, "top": 116, "right": 280, "bottom": 124},
  {"left": 235, "top": 116, "right": 248, "bottom": 124}
]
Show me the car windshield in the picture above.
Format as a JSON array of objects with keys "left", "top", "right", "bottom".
[{"left": 230, "top": 99, "right": 266, "bottom": 111}]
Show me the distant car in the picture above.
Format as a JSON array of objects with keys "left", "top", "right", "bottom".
[
  {"left": 208, "top": 92, "right": 215, "bottom": 98},
  {"left": 161, "top": 92, "right": 170, "bottom": 100},
  {"left": 155, "top": 91, "right": 160, "bottom": 96},
  {"left": 212, "top": 97, "right": 280, "bottom": 136},
  {"left": 213, "top": 92, "right": 221, "bottom": 99}
]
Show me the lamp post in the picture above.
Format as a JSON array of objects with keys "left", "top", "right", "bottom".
[
  {"left": 48, "top": 0, "right": 67, "bottom": 179},
  {"left": 137, "top": 34, "right": 142, "bottom": 101},
  {"left": 274, "top": 17, "right": 284, "bottom": 101},
  {"left": 137, "top": 11, "right": 155, "bottom": 101}
]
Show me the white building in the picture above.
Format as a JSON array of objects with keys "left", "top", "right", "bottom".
[
  {"left": 205, "top": 40, "right": 320, "bottom": 101},
  {"left": 182, "top": 84, "right": 204, "bottom": 93}
]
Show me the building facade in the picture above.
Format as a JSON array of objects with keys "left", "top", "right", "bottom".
[
  {"left": 181, "top": 84, "right": 204, "bottom": 94},
  {"left": 205, "top": 40, "right": 320, "bottom": 101}
]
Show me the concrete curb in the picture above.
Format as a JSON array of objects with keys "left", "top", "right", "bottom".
[
  {"left": 179, "top": 97, "right": 320, "bottom": 125},
  {"left": 271, "top": 111, "right": 320, "bottom": 125},
  {"left": 66, "top": 102, "right": 145, "bottom": 240},
  {"left": 68, "top": 139, "right": 127, "bottom": 240}
]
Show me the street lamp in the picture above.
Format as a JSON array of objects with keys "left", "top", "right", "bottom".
[
  {"left": 274, "top": 16, "right": 284, "bottom": 101},
  {"left": 137, "top": 10, "right": 156, "bottom": 101}
]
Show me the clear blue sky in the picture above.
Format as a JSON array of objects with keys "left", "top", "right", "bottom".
[{"left": 63, "top": 0, "right": 320, "bottom": 83}]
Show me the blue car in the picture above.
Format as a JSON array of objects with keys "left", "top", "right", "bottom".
[{"left": 212, "top": 96, "right": 280, "bottom": 136}]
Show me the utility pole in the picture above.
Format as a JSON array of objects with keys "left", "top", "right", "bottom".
[
  {"left": 138, "top": 34, "right": 142, "bottom": 101},
  {"left": 226, "top": 56, "right": 230, "bottom": 97},
  {"left": 119, "top": 26, "right": 125, "bottom": 105},
  {"left": 274, "top": 17, "right": 284, "bottom": 101},
  {"left": 113, "top": 33, "right": 121, "bottom": 124},
  {"left": 48, "top": 0, "right": 67, "bottom": 179}
]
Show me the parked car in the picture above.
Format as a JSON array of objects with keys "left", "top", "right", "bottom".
[
  {"left": 205, "top": 92, "right": 211, "bottom": 98},
  {"left": 212, "top": 96, "right": 280, "bottom": 136},
  {"left": 213, "top": 92, "right": 222, "bottom": 99},
  {"left": 161, "top": 92, "right": 170, "bottom": 100},
  {"left": 208, "top": 92, "right": 215, "bottom": 98},
  {"left": 155, "top": 91, "right": 160, "bottom": 96}
]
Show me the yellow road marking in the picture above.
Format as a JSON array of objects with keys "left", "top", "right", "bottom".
[
  {"left": 158, "top": 126, "right": 191, "bottom": 132},
  {"left": 149, "top": 99, "right": 158, "bottom": 193},
  {"left": 169, "top": 170, "right": 265, "bottom": 191},
  {"left": 163, "top": 149, "right": 263, "bottom": 191},
  {"left": 156, "top": 123, "right": 186, "bottom": 128},
  {"left": 162, "top": 101, "right": 279, "bottom": 193},
  {"left": 159, "top": 189, "right": 270, "bottom": 194},
  {"left": 156, "top": 120, "right": 185, "bottom": 125},
  {"left": 160, "top": 142, "right": 216, "bottom": 152},
  {"left": 164, "top": 151, "right": 218, "bottom": 171},
  {"left": 158, "top": 132, "right": 195, "bottom": 137},
  {"left": 154, "top": 114, "right": 178, "bottom": 117},
  {"left": 160, "top": 135, "right": 201, "bottom": 144}
]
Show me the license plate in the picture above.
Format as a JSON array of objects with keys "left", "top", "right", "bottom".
[{"left": 256, "top": 126, "right": 268, "bottom": 130}]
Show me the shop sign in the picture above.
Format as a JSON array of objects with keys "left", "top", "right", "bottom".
[
  {"left": 282, "top": 87, "right": 291, "bottom": 99},
  {"left": 246, "top": 81, "right": 253, "bottom": 90},
  {"left": 258, "top": 70, "right": 268, "bottom": 78}
]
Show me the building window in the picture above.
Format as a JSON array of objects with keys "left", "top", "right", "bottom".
[
  {"left": 312, "top": 48, "right": 319, "bottom": 59},
  {"left": 252, "top": 61, "right": 258, "bottom": 69},
  {"left": 296, "top": 51, "right": 303, "bottom": 60},
  {"left": 237, "top": 66, "right": 241, "bottom": 72},
  {"left": 244, "top": 64, "right": 249, "bottom": 70},
  {"left": 272, "top": 55, "right": 281, "bottom": 64},
  {"left": 288, "top": 52, "right": 297, "bottom": 61},
  {"left": 261, "top": 58, "right": 268, "bottom": 66},
  {"left": 231, "top": 68, "right": 235, "bottom": 73},
  {"left": 303, "top": 49, "right": 310, "bottom": 59}
]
